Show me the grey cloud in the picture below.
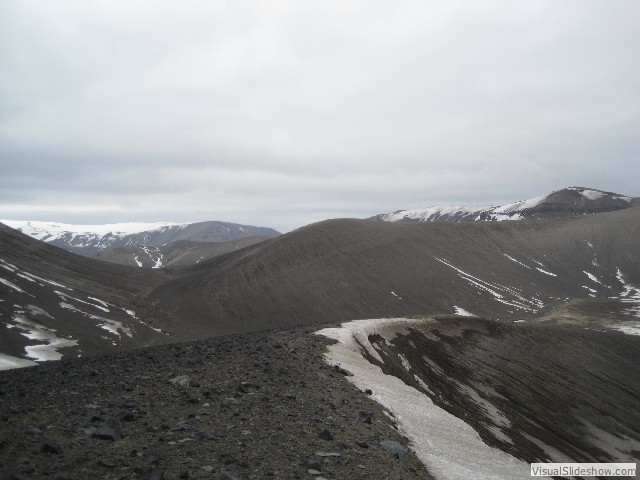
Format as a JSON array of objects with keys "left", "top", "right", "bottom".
[{"left": 1, "top": 1, "right": 639, "bottom": 232}]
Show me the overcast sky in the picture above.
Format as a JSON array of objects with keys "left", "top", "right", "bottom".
[{"left": 1, "top": 1, "right": 639, "bottom": 232}]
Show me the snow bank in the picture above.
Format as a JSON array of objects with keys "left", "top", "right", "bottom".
[{"left": 316, "top": 318, "right": 546, "bottom": 480}]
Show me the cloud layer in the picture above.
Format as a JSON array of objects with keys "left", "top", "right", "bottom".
[{"left": 2, "top": 1, "right": 639, "bottom": 231}]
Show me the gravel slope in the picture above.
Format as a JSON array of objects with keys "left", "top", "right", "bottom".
[
  {"left": 0, "top": 326, "right": 432, "bottom": 480},
  {"left": 152, "top": 207, "right": 640, "bottom": 338}
]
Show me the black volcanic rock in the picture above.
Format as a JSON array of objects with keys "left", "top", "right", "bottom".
[
  {"left": 0, "top": 328, "right": 433, "bottom": 479},
  {"left": 40, "top": 442, "right": 63, "bottom": 454},
  {"left": 85, "top": 418, "right": 121, "bottom": 441}
]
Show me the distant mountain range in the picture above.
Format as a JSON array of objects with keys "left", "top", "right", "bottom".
[
  {"left": 3, "top": 196, "right": 639, "bottom": 360},
  {"left": 0, "top": 220, "right": 281, "bottom": 258},
  {"left": 372, "top": 187, "right": 639, "bottom": 223},
  {"left": 2, "top": 187, "right": 638, "bottom": 270}
]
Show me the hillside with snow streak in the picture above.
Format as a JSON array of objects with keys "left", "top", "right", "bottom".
[
  {"left": 152, "top": 206, "right": 640, "bottom": 338},
  {"left": 0, "top": 223, "right": 171, "bottom": 370},
  {"left": 318, "top": 314, "right": 639, "bottom": 479},
  {"left": 2, "top": 198, "right": 639, "bottom": 368}
]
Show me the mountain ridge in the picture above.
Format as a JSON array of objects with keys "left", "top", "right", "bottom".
[
  {"left": 151, "top": 206, "right": 640, "bottom": 338},
  {"left": 372, "top": 186, "right": 639, "bottom": 223},
  {"left": 0, "top": 219, "right": 281, "bottom": 257},
  {"left": 1, "top": 190, "right": 639, "bottom": 366}
]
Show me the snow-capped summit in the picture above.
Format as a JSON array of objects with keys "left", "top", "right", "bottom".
[
  {"left": 372, "top": 187, "right": 638, "bottom": 223},
  {"left": 2, "top": 221, "right": 186, "bottom": 242}
]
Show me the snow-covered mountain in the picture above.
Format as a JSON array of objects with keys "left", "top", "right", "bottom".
[
  {"left": 0, "top": 220, "right": 281, "bottom": 257},
  {"left": 372, "top": 187, "right": 638, "bottom": 223}
]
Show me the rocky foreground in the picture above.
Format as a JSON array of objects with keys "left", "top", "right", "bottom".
[{"left": 0, "top": 326, "right": 432, "bottom": 480}]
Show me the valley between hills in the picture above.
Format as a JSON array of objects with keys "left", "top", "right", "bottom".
[{"left": 0, "top": 187, "right": 639, "bottom": 479}]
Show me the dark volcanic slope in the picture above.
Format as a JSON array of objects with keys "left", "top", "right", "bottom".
[
  {"left": 0, "top": 327, "right": 432, "bottom": 480},
  {"left": 153, "top": 207, "right": 640, "bottom": 338},
  {"left": 0, "top": 224, "right": 171, "bottom": 364},
  {"left": 94, "top": 237, "right": 272, "bottom": 269},
  {"left": 363, "top": 315, "right": 640, "bottom": 467}
]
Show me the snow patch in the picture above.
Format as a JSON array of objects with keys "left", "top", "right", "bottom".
[
  {"left": 55, "top": 291, "right": 110, "bottom": 312},
  {"left": 0, "top": 353, "right": 38, "bottom": 371},
  {"left": 139, "top": 246, "right": 164, "bottom": 268},
  {"left": 316, "top": 318, "right": 545, "bottom": 480},
  {"left": 609, "top": 321, "right": 640, "bottom": 336},
  {"left": 0, "top": 276, "right": 27, "bottom": 293},
  {"left": 502, "top": 254, "right": 531, "bottom": 269},
  {"left": 8, "top": 314, "right": 78, "bottom": 361},
  {"left": 16, "top": 271, "right": 72, "bottom": 290},
  {"left": 87, "top": 297, "right": 112, "bottom": 309},
  {"left": 398, "top": 353, "right": 411, "bottom": 372},
  {"left": 453, "top": 306, "right": 477, "bottom": 317},
  {"left": 579, "top": 189, "right": 605, "bottom": 201},
  {"left": 59, "top": 302, "right": 132, "bottom": 337},
  {"left": 616, "top": 269, "right": 640, "bottom": 301},
  {"left": 536, "top": 268, "right": 557, "bottom": 277},
  {"left": 16, "top": 273, "right": 37, "bottom": 283},
  {"left": 583, "top": 271, "right": 604, "bottom": 285},
  {"left": 436, "top": 257, "right": 544, "bottom": 312},
  {"left": 492, "top": 192, "right": 547, "bottom": 214},
  {"left": 26, "top": 305, "right": 53, "bottom": 318},
  {"left": 0, "top": 258, "right": 19, "bottom": 272}
]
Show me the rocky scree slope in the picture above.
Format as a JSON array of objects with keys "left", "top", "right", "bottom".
[{"left": 0, "top": 326, "right": 432, "bottom": 480}]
